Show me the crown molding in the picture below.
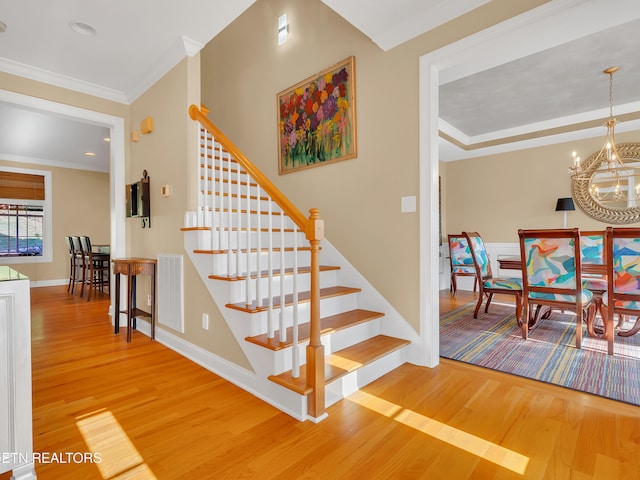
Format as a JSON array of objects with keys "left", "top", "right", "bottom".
[
  {"left": 0, "top": 57, "right": 129, "bottom": 104},
  {"left": 124, "top": 35, "right": 204, "bottom": 103},
  {"left": 0, "top": 153, "right": 109, "bottom": 173}
]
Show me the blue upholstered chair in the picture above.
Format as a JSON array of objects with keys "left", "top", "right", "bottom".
[
  {"left": 448, "top": 234, "right": 477, "bottom": 296},
  {"left": 602, "top": 227, "right": 640, "bottom": 355},
  {"left": 518, "top": 228, "right": 595, "bottom": 350},
  {"left": 463, "top": 231, "right": 522, "bottom": 321}
]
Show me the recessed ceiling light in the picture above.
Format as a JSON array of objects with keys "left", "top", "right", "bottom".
[
  {"left": 84, "top": 152, "right": 96, "bottom": 157},
  {"left": 103, "top": 137, "right": 110, "bottom": 142},
  {"left": 0, "top": 21, "right": 7, "bottom": 33},
  {"left": 69, "top": 21, "right": 97, "bottom": 36}
]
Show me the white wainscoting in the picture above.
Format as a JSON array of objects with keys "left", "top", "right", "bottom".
[{"left": 440, "top": 242, "right": 521, "bottom": 292}]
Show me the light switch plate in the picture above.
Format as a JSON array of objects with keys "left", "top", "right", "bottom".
[{"left": 401, "top": 196, "right": 416, "bottom": 213}]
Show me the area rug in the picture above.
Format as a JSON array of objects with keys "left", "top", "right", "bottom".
[{"left": 440, "top": 302, "right": 640, "bottom": 406}]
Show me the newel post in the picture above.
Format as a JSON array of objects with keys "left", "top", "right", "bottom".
[{"left": 305, "top": 208, "right": 325, "bottom": 419}]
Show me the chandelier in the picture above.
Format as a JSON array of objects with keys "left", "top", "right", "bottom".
[{"left": 569, "top": 67, "right": 638, "bottom": 203}]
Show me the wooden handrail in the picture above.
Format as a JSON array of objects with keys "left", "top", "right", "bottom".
[
  {"left": 189, "top": 104, "right": 308, "bottom": 231},
  {"left": 190, "top": 104, "right": 326, "bottom": 419}
]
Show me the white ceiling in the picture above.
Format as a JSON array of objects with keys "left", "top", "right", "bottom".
[{"left": 1, "top": 0, "right": 640, "bottom": 171}]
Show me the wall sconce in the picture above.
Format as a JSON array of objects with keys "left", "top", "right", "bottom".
[
  {"left": 140, "top": 116, "right": 153, "bottom": 135},
  {"left": 278, "top": 14, "right": 289, "bottom": 45}
]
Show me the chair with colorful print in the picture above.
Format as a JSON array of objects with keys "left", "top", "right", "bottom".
[
  {"left": 518, "top": 228, "right": 595, "bottom": 350},
  {"left": 579, "top": 230, "right": 608, "bottom": 337},
  {"left": 463, "top": 231, "right": 522, "bottom": 322},
  {"left": 602, "top": 227, "right": 640, "bottom": 354},
  {"left": 447, "top": 234, "right": 477, "bottom": 296}
]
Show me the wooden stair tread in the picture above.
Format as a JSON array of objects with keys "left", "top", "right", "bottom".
[
  {"left": 210, "top": 264, "right": 339, "bottom": 281},
  {"left": 268, "top": 335, "right": 410, "bottom": 395},
  {"left": 226, "top": 286, "right": 361, "bottom": 313},
  {"left": 245, "top": 309, "right": 385, "bottom": 350}
]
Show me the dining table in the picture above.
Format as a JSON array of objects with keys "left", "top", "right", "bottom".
[{"left": 497, "top": 256, "right": 606, "bottom": 275}]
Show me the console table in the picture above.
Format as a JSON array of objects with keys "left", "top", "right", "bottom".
[{"left": 112, "top": 258, "right": 157, "bottom": 342}]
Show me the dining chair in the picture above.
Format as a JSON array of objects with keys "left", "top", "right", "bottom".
[
  {"left": 602, "top": 227, "right": 640, "bottom": 353},
  {"left": 518, "top": 228, "right": 596, "bottom": 350},
  {"left": 579, "top": 230, "right": 608, "bottom": 336},
  {"left": 79, "top": 236, "right": 111, "bottom": 301},
  {"left": 447, "top": 234, "right": 477, "bottom": 296},
  {"left": 463, "top": 231, "right": 522, "bottom": 322}
]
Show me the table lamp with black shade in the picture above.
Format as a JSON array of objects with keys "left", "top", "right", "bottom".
[{"left": 556, "top": 197, "right": 575, "bottom": 228}]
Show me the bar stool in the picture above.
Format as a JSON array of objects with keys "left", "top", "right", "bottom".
[
  {"left": 71, "top": 236, "right": 85, "bottom": 296},
  {"left": 64, "top": 236, "right": 76, "bottom": 293},
  {"left": 79, "top": 236, "right": 110, "bottom": 301}
]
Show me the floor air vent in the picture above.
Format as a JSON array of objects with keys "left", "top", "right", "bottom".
[{"left": 157, "top": 254, "right": 184, "bottom": 333}]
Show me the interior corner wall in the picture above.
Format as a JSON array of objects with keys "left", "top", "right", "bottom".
[
  {"left": 443, "top": 129, "right": 640, "bottom": 243},
  {"left": 129, "top": 57, "right": 252, "bottom": 369},
  {"left": 0, "top": 71, "right": 129, "bottom": 284},
  {"left": 200, "top": 0, "right": 549, "bottom": 331}
]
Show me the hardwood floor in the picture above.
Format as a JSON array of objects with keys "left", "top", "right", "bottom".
[{"left": 3, "top": 286, "right": 640, "bottom": 479}]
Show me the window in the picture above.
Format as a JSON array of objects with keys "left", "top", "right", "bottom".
[
  {"left": 0, "top": 167, "right": 52, "bottom": 263},
  {"left": 0, "top": 203, "right": 44, "bottom": 256}
]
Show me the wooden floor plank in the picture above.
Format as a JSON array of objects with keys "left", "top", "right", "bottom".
[{"left": 2, "top": 286, "right": 640, "bottom": 480}]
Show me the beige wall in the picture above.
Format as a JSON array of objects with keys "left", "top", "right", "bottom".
[
  {"left": 128, "top": 56, "right": 251, "bottom": 368},
  {"left": 0, "top": 70, "right": 129, "bottom": 283},
  {"left": 200, "top": 0, "right": 550, "bottom": 332},
  {"left": 0, "top": 0, "right": 554, "bottom": 368},
  {"left": 443, "top": 130, "right": 640, "bottom": 243},
  {"left": 0, "top": 159, "right": 110, "bottom": 283}
]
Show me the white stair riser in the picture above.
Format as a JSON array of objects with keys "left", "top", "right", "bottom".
[
  {"left": 225, "top": 269, "right": 340, "bottom": 304},
  {"left": 262, "top": 319, "right": 382, "bottom": 375},
  {"left": 201, "top": 250, "right": 312, "bottom": 276},
  {"left": 195, "top": 229, "right": 306, "bottom": 252},
  {"left": 202, "top": 210, "right": 294, "bottom": 229},
  {"left": 328, "top": 319, "right": 381, "bottom": 352},
  {"left": 324, "top": 346, "right": 408, "bottom": 408},
  {"left": 198, "top": 198, "right": 285, "bottom": 217},
  {"left": 208, "top": 251, "right": 311, "bottom": 277},
  {"left": 235, "top": 287, "right": 358, "bottom": 337}
]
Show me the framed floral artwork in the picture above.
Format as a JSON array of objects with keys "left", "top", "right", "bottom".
[{"left": 277, "top": 56, "right": 357, "bottom": 175}]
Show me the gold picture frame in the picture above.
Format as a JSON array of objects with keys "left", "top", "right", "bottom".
[{"left": 276, "top": 56, "right": 357, "bottom": 175}]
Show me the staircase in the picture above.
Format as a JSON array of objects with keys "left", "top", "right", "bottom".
[{"left": 182, "top": 105, "right": 417, "bottom": 422}]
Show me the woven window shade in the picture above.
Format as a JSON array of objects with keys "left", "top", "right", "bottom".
[{"left": 0, "top": 172, "right": 45, "bottom": 200}]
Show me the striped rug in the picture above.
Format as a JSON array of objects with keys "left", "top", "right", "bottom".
[{"left": 440, "top": 302, "right": 640, "bottom": 406}]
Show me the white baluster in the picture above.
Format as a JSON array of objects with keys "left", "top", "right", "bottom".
[
  {"left": 236, "top": 160, "right": 241, "bottom": 278},
  {"left": 255, "top": 185, "right": 262, "bottom": 310},
  {"left": 204, "top": 132, "right": 211, "bottom": 229},
  {"left": 210, "top": 140, "right": 218, "bottom": 251},
  {"left": 245, "top": 169, "right": 252, "bottom": 306},
  {"left": 279, "top": 208, "right": 286, "bottom": 343},
  {"left": 216, "top": 142, "right": 223, "bottom": 251},
  {"left": 292, "top": 217, "right": 300, "bottom": 378},
  {"left": 267, "top": 198, "right": 274, "bottom": 337},
  {"left": 198, "top": 126, "right": 205, "bottom": 227},
  {"left": 226, "top": 152, "right": 233, "bottom": 276}
]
